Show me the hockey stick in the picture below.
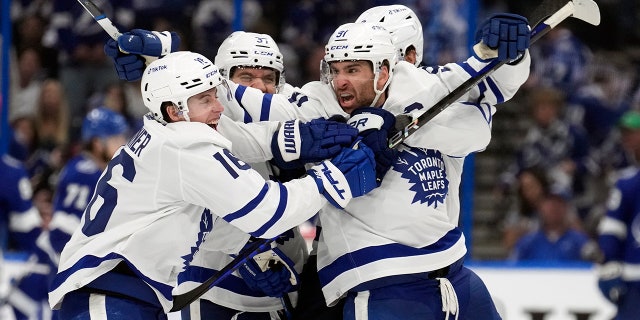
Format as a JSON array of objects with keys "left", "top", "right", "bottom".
[
  {"left": 170, "top": 237, "right": 276, "bottom": 312},
  {"left": 76, "top": 0, "right": 121, "bottom": 40},
  {"left": 388, "top": 0, "right": 600, "bottom": 149},
  {"left": 77, "top": 0, "right": 157, "bottom": 63}
]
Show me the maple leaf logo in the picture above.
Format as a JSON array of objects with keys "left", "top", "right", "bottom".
[
  {"left": 393, "top": 147, "right": 448, "bottom": 207},
  {"left": 181, "top": 209, "right": 214, "bottom": 268}
]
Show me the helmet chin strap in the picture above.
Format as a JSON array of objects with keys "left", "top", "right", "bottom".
[{"left": 369, "top": 71, "right": 389, "bottom": 107}]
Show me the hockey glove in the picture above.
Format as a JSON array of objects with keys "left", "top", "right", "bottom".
[
  {"left": 271, "top": 118, "right": 358, "bottom": 169},
  {"left": 308, "top": 140, "right": 377, "bottom": 209},
  {"left": 117, "top": 29, "right": 181, "bottom": 58},
  {"left": 597, "top": 262, "right": 628, "bottom": 303},
  {"left": 237, "top": 246, "right": 299, "bottom": 297},
  {"left": 104, "top": 39, "right": 145, "bottom": 81},
  {"left": 349, "top": 107, "right": 398, "bottom": 185},
  {"left": 475, "top": 13, "right": 530, "bottom": 62}
]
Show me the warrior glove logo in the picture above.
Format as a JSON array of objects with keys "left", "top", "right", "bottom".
[
  {"left": 393, "top": 147, "right": 448, "bottom": 207},
  {"left": 277, "top": 120, "right": 301, "bottom": 162}
]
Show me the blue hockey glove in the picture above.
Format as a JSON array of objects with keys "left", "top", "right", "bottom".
[
  {"left": 597, "top": 262, "right": 628, "bottom": 303},
  {"left": 476, "top": 13, "right": 530, "bottom": 62},
  {"left": 237, "top": 246, "right": 299, "bottom": 297},
  {"left": 308, "top": 140, "right": 377, "bottom": 208},
  {"left": 349, "top": 107, "right": 398, "bottom": 185},
  {"left": 271, "top": 118, "right": 358, "bottom": 169},
  {"left": 117, "top": 29, "right": 181, "bottom": 58},
  {"left": 104, "top": 39, "right": 146, "bottom": 81}
]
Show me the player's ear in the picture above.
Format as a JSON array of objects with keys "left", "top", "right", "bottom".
[
  {"left": 404, "top": 47, "right": 417, "bottom": 65},
  {"left": 165, "top": 104, "right": 183, "bottom": 122},
  {"left": 376, "top": 61, "right": 391, "bottom": 90}
]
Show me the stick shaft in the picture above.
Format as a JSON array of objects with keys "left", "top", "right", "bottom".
[
  {"left": 76, "top": 0, "right": 121, "bottom": 40},
  {"left": 170, "top": 238, "right": 276, "bottom": 312}
]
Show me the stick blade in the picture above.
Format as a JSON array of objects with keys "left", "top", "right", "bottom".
[{"left": 571, "top": 0, "right": 601, "bottom": 25}]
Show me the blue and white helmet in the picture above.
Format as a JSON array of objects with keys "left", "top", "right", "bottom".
[
  {"left": 141, "top": 51, "right": 229, "bottom": 124},
  {"left": 323, "top": 22, "right": 397, "bottom": 107},
  {"left": 215, "top": 31, "right": 286, "bottom": 92},
  {"left": 81, "top": 107, "right": 129, "bottom": 142},
  {"left": 356, "top": 5, "right": 424, "bottom": 66}
]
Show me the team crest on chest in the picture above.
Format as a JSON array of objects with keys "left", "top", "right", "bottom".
[
  {"left": 181, "top": 209, "right": 214, "bottom": 268},
  {"left": 393, "top": 147, "right": 448, "bottom": 207}
]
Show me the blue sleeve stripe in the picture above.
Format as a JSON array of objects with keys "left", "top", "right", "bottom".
[
  {"left": 460, "top": 102, "right": 492, "bottom": 125},
  {"left": 234, "top": 85, "right": 253, "bottom": 123},
  {"left": 177, "top": 265, "right": 265, "bottom": 297},
  {"left": 485, "top": 76, "right": 504, "bottom": 103},
  {"left": 50, "top": 253, "right": 173, "bottom": 301},
  {"left": 318, "top": 228, "right": 462, "bottom": 285},
  {"left": 457, "top": 62, "right": 477, "bottom": 77},
  {"left": 250, "top": 184, "right": 288, "bottom": 237},
  {"left": 260, "top": 93, "right": 273, "bottom": 121},
  {"left": 223, "top": 184, "right": 270, "bottom": 223}
]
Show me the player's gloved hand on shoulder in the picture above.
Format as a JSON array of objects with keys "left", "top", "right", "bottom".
[
  {"left": 349, "top": 107, "right": 398, "bottom": 185},
  {"left": 475, "top": 13, "right": 530, "bottom": 63},
  {"left": 308, "top": 140, "right": 377, "bottom": 209},
  {"left": 237, "top": 246, "right": 299, "bottom": 297},
  {"left": 597, "top": 261, "right": 628, "bottom": 303},
  {"left": 104, "top": 39, "right": 146, "bottom": 81},
  {"left": 271, "top": 118, "right": 358, "bottom": 169}
]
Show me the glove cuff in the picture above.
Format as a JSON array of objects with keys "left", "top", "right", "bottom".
[
  {"left": 348, "top": 113, "right": 385, "bottom": 132},
  {"left": 275, "top": 120, "right": 301, "bottom": 163},
  {"left": 309, "top": 160, "right": 352, "bottom": 209}
]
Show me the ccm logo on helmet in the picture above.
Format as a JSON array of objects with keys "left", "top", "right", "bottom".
[
  {"left": 147, "top": 65, "right": 167, "bottom": 74},
  {"left": 205, "top": 70, "right": 219, "bottom": 78},
  {"left": 330, "top": 45, "right": 349, "bottom": 50},
  {"left": 253, "top": 50, "right": 274, "bottom": 57}
]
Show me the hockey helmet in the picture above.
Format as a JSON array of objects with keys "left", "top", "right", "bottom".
[
  {"left": 215, "top": 31, "right": 286, "bottom": 92},
  {"left": 323, "top": 22, "right": 397, "bottom": 107},
  {"left": 81, "top": 107, "right": 129, "bottom": 142},
  {"left": 356, "top": 5, "right": 424, "bottom": 66},
  {"left": 141, "top": 51, "right": 230, "bottom": 124}
]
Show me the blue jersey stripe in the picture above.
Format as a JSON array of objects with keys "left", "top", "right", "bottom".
[
  {"left": 485, "top": 76, "right": 504, "bottom": 103},
  {"left": 51, "top": 253, "right": 173, "bottom": 301},
  {"left": 234, "top": 85, "right": 253, "bottom": 123},
  {"left": 318, "top": 228, "right": 462, "bottom": 286},
  {"left": 260, "top": 94, "right": 273, "bottom": 121},
  {"left": 223, "top": 184, "right": 269, "bottom": 223},
  {"left": 457, "top": 62, "right": 477, "bottom": 77},
  {"left": 251, "top": 184, "right": 288, "bottom": 237}
]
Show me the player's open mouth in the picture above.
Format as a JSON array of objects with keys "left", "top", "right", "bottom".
[
  {"left": 208, "top": 119, "right": 219, "bottom": 130},
  {"left": 339, "top": 93, "right": 354, "bottom": 105}
]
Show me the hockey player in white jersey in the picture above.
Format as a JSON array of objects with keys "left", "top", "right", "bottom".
[
  {"left": 107, "top": 12, "right": 531, "bottom": 318},
  {"left": 313, "top": 17, "right": 529, "bottom": 320},
  {"left": 178, "top": 31, "right": 310, "bottom": 320},
  {"left": 49, "top": 51, "right": 378, "bottom": 319}
]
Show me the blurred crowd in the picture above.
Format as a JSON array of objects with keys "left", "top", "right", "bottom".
[{"left": 3, "top": 0, "right": 640, "bottom": 266}]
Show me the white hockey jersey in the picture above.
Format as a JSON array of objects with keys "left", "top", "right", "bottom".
[
  {"left": 49, "top": 116, "right": 326, "bottom": 312},
  {"left": 175, "top": 94, "right": 310, "bottom": 312},
  {"left": 219, "top": 53, "right": 531, "bottom": 306}
]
